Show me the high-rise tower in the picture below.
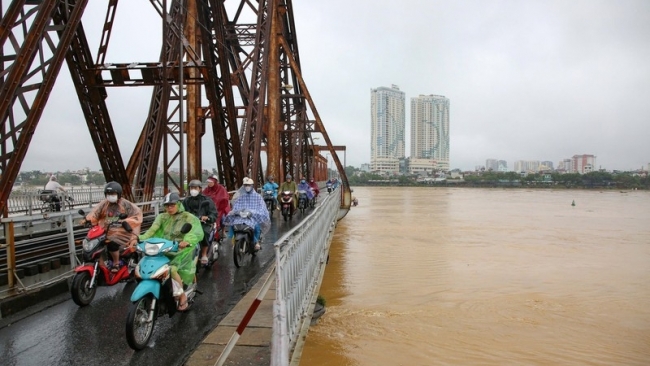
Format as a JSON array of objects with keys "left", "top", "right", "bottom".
[
  {"left": 370, "top": 85, "right": 405, "bottom": 173},
  {"left": 410, "top": 94, "right": 450, "bottom": 172}
]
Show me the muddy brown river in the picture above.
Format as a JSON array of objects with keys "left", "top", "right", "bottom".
[{"left": 300, "top": 187, "right": 650, "bottom": 365}]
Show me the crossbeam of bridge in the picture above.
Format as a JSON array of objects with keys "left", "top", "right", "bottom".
[{"left": 0, "top": 0, "right": 350, "bottom": 214}]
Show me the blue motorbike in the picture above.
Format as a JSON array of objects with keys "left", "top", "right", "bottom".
[{"left": 125, "top": 223, "right": 198, "bottom": 350}]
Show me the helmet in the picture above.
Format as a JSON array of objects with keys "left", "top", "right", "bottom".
[
  {"left": 267, "top": 175, "right": 274, "bottom": 181},
  {"left": 104, "top": 181, "right": 123, "bottom": 198},
  {"left": 286, "top": 174, "right": 292, "bottom": 180},
  {"left": 189, "top": 179, "right": 202, "bottom": 188},
  {"left": 242, "top": 177, "right": 254, "bottom": 185},
  {"left": 207, "top": 175, "right": 219, "bottom": 183},
  {"left": 163, "top": 192, "right": 180, "bottom": 205}
]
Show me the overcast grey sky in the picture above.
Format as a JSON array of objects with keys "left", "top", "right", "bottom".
[{"left": 20, "top": 0, "right": 650, "bottom": 172}]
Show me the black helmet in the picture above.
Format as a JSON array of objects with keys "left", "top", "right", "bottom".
[
  {"left": 104, "top": 181, "right": 123, "bottom": 199},
  {"left": 189, "top": 179, "right": 202, "bottom": 188},
  {"left": 163, "top": 192, "right": 180, "bottom": 205}
]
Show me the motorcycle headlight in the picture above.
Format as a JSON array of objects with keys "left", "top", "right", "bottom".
[
  {"left": 83, "top": 238, "right": 100, "bottom": 251},
  {"left": 144, "top": 243, "right": 164, "bottom": 256}
]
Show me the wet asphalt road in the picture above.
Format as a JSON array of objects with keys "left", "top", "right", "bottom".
[{"left": 0, "top": 210, "right": 300, "bottom": 366}]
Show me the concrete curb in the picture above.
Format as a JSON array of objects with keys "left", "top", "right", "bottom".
[{"left": 185, "top": 265, "right": 276, "bottom": 366}]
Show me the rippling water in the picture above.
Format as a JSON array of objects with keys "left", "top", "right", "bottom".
[{"left": 300, "top": 187, "right": 650, "bottom": 366}]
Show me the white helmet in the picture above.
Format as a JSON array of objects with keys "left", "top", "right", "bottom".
[{"left": 242, "top": 177, "right": 254, "bottom": 185}]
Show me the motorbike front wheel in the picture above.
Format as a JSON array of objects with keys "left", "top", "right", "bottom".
[
  {"left": 282, "top": 207, "right": 289, "bottom": 222},
  {"left": 70, "top": 271, "right": 97, "bottom": 307},
  {"left": 126, "top": 294, "right": 157, "bottom": 351},
  {"left": 233, "top": 238, "right": 247, "bottom": 268}
]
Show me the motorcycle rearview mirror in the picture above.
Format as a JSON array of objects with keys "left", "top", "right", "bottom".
[
  {"left": 180, "top": 223, "right": 192, "bottom": 234},
  {"left": 118, "top": 213, "right": 128, "bottom": 220},
  {"left": 122, "top": 221, "right": 133, "bottom": 232},
  {"left": 78, "top": 209, "right": 85, "bottom": 216}
]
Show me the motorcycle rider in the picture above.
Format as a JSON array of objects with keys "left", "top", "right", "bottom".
[
  {"left": 308, "top": 177, "right": 320, "bottom": 199},
  {"left": 279, "top": 174, "right": 298, "bottom": 211},
  {"left": 44, "top": 175, "right": 67, "bottom": 211},
  {"left": 202, "top": 175, "right": 231, "bottom": 235},
  {"left": 139, "top": 192, "right": 203, "bottom": 311},
  {"left": 297, "top": 176, "right": 315, "bottom": 204},
  {"left": 84, "top": 181, "right": 143, "bottom": 272},
  {"left": 182, "top": 180, "right": 218, "bottom": 266},
  {"left": 223, "top": 177, "right": 270, "bottom": 251},
  {"left": 262, "top": 175, "right": 279, "bottom": 210}
]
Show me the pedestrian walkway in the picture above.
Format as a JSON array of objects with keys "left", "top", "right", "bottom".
[{"left": 185, "top": 265, "right": 275, "bottom": 366}]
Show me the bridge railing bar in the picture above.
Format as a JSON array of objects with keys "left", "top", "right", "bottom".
[
  {"left": 3, "top": 186, "right": 166, "bottom": 217},
  {"left": 272, "top": 186, "right": 340, "bottom": 365}
]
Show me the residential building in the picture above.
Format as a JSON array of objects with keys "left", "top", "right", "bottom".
[
  {"left": 486, "top": 159, "right": 499, "bottom": 171},
  {"left": 370, "top": 85, "right": 405, "bottom": 173},
  {"left": 409, "top": 94, "right": 450, "bottom": 172},
  {"left": 572, "top": 154, "right": 596, "bottom": 174},
  {"left": 514, "top": 160, "right": 540, "bottom": 173}
]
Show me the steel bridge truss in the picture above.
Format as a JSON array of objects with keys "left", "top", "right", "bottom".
[{"left": 0, "top": 0, "right": 349, "bottom": 215}]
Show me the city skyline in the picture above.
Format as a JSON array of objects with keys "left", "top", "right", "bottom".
[{"left": 14, "top": 1, "right": 650, "bottom": 173}]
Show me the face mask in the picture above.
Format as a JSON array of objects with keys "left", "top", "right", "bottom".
[
  {"left": 244, "top": 186, "right": 253, "bottom": 193},
  {"left": 190, "top": 189, "right": 200, "bottom": 197},
  {"left": 106, "top": 194, "right": 118, "bottom": 203},
  {"left": 301, "top": 180, "right": 306, "bottom": 184}
]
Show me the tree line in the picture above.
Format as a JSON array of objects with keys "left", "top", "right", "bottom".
[{"left": 344, "top": 167, "right": 650, "bottom": 190}]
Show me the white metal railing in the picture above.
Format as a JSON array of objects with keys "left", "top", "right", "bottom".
[
  {"left": 272, "top": 186, "right": 340, "bottom": 365},
  {"left": 4, "top": 186, "right": 166, "bottom": 217}
]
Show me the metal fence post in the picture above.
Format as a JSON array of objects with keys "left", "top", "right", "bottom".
[
  {"left": 65, "top": 211, "right": 78, "bottom": 267},
  {"left": 3, "top": 221, "right": 16, "bottom": 289}
]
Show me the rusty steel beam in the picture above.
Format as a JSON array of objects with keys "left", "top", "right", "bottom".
[
  {"left": 278, "top": 36, "right": 350, "bottom": 200},
  {"left": 0, "top": 0, "right": 90, "bottom": 214},
  {"left": 61, "top": 1, "right": 131, "bottom": 199}
]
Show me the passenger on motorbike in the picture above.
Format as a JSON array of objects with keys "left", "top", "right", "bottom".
[
  {"left": 83, "top": 181, "right": 143, "bottom": 272},
  {"left": 279, "top": 174, "right": 298, "bottom": 211},
  {"left": 223, "top": 177, "right": 270, "bottom": 251},
  {"left": 202, "top": 175, "right": 231, "bottom": 233},
  {"left": 297, "top": 176, "right": 315, "bottom": 201},
  {"left": 308, "top": 177, "right": 320, "bottom": 198},
  {"left": 44, "top": 175, "right": 68, "bottom": 211},
  {"left": 262, "top": 175, "right": 279, "bottom": 210},
  {"left": 182, "top": 180, "right": 218, "bottom": 266},
  {"left": 139, "top": 192, "right": 203, "bottom": 311}
]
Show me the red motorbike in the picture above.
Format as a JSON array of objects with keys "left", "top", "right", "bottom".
[
  {"left": 280, "top": 190, "right": 294, "bottom": 222},
  {"left": 70, "top": 210, "right": 139, "bottom": 307}
]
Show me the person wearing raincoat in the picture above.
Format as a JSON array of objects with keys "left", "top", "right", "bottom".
[
  {"left": 84, "top": 181, "right": 143, "bottom": 272},
  {"left": 223, "top": 177, "right": 270, "bottom": 251},
  {"left": 139, "top": 192, "right": 203, "bottom": 311}
]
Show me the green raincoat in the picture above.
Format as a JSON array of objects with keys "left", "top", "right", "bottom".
[{"left": 139, "top": 202, "right": 204, "bottom": 285}]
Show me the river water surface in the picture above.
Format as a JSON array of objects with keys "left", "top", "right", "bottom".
[{"left": 300, "top": 187, "right": 650, "bottom": 365}]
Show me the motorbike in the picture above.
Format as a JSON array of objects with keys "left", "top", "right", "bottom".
[
  {"left": 231, "top": 210, "right": 257, "bottom": 268},
  {"left": 279, "top": 190, "right": 294, "bottom": 222},
  {"left": 125, "top": 223, "right": 198, "bottom": 351},
  {"left": 263, "top": 190, "right": 276, "bottom": 215},
  {"left": 326, "top": 182, "right": 333, "bottom": 194},
  {"left": 70, "top": 210, "right": 139, "bottom": 307},
  {"left": 297, "top": 189, "right": 309, "bottom": 214},
  {"left": 197, "top": 221, "right": 219, "bottom": 272}
]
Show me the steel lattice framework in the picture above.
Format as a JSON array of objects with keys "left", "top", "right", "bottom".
[{"left": 0, "top": 0, "right": 350, "bottom": 215}]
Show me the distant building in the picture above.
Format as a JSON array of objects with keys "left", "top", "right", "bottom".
[
  {"left": 514, "top": 160, "right": 540, "bottom": 173},
  {"left": 541, "top": 161, "right": 554, "bottom": 171},
  {"left": 572, "top": 154, "right": 596, "bottom": 174},
  {"left": 498, "top": 160, "right": 508, "bottom": 172},
  {"left": 557, "top": 159, "right": 573, "bottom": 173},
  {"left": 360, "top": 163, "right": 371, "bottom": 172},
  {"left": 409, "top": 94, "right": 450, "bottom": 172},
  {"left": 486, "top": 159, "right": 499, "bottom": 171},
  {"left": 370, "top": 85, "right": 405, "bottom": 173}
]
